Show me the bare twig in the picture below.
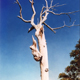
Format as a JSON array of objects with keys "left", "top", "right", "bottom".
[
  {"left": 40, "top": 0, "right": 49, "bottom": 24},
  {"left": 15, "top": 0, "right": 31, "bottom": 23},
  {"left": 50, "top": 0, "right": 53, "bottom": 7},
  {"left": 66, "top": 14, "right": 71, "bottom": 22},
  {"left": 49, "top": 3, "right": 66, "bottom": 10},
  {"left": 48, "top": 10, "right": 80, "bottom": 15},
  {"left": 45, "top": 0, "right": 48, "bottom": 8},
  {"left": 29, "top": 0, "right": 36, "bottom": 26},
  {"left": 40, "top": 6, "right": 46, "bottom": 21},
  {"left": 53, "top": 4, "right": 66, "bottom": 7}
]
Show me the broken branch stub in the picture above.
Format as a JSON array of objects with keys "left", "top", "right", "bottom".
[{"left": 30, "top": 36, "right": 42, "bottom": 61}]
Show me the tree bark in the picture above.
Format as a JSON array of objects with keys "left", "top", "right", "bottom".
[
  {"left": 30, "top": 24, "right": 49, "bottom": 80},
  {"left": 35, "top": 25, "right": 49, "bottom": 80}
]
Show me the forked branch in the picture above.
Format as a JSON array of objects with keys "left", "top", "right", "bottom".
[
  {"left": 40, "top": 0, "right": 80, "bottom": 32},
  {"left": 15, "top": 0, "right": 31, "bottom": 23},
  {"left": 43, "top": 20, "right": 80, "bottom": 33},
  {"left": 48, "top": 10, "right": 80, "bottom": 16},
  {"left": 40, "top": 1, "right": 66, "bottom": 21},
  {"left": 40, "top": 0, "right": 80, "bottom": 20},
  {"left": 16, "top": 0, "right": 37, "bottom": 28},
  {"left": 40, "top": 0, "right": 49, "bottom": 24}
]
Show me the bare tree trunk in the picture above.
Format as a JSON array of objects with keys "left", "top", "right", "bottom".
[
  {"left": 35, "top": 26, "right": 49, "bottom": 80},
  {"left": 30, "top": 25, "right": 49, "bottom": 80},
  {"left": 39, "top": 33, "right": 49, "bottom": 80}
]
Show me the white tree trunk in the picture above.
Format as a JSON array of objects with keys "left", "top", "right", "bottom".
[
  {"left": 38, "top": 32, "right": 49, "bottom": 80},
  {"left": 30, "top": 25, "right": 49, "bottom": 80},
  {"left": 37, "top": 30, "right": 49, "bottom": 80}
]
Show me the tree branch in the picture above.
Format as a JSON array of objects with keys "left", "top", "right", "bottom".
[
  {"left": 29, "top": 0, "right": 36, "bottom": 27},
  {"left": 53, "top": 20, "right": 80, "bottom": 30},
  {"left": 40, "top": 0, "right": 49, "bottom": 24},
  {"left": 50, "top": 0, "right": 53, "bottom": 7},
  {"left": 45, "top": 0, "right": 48, "bottom": 8},
  {"left": 43, "top": 22, "right": 56, "bottom": 33},
  {"left": 52, "top": 3, "right": 66, "bottom": 8},
  {"left": 15, "top": 0, "right": 31, "bottom": 23},
  {"left": 43, "top": 20, "right": 80, "bottom": 33},
  {"left": 40, "top": 6, "right": 46, "bottom": 22},
  {"left": 49, "top": 3, "right": 66, "bottom": 10},
  {"left": 48, "top": 10, "right": 80, "bottom": 16}
]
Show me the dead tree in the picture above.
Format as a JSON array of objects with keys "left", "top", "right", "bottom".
[{"left": 15, "top": 0, "right": 80, "bottom": 80}]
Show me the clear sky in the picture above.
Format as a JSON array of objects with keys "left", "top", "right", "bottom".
[{"left": 0, "top": 0, "right": 80, "bottom": 80}]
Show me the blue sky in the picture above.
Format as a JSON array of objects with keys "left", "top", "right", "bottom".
[{"left": 0, "top": 0, "right": 80, "bottom": 80}]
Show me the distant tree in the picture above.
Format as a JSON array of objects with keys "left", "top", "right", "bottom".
[{"left": 59, "top": 40, "right": 80, "bottom": 80}]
